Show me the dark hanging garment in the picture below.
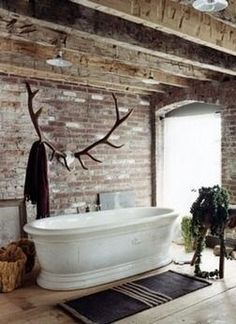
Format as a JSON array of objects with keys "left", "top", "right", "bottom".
[{"left": 24, "top": 140, "right": 50, "bottom": 219}]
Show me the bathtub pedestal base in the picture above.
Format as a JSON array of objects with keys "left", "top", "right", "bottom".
[{"left": 37, "top": 256, "right": 172, "bottom": 290}]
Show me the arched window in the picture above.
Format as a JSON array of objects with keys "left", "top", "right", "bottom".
[{"left": 162, "top": 102, "right": 222, "bottom": 214}]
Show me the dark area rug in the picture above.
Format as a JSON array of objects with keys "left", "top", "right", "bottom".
[{"left": 58, "top": 270, "right": 211, "bottom": 324}]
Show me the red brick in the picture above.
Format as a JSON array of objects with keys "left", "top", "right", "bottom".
[{"left": 0, "top": 75, "right": 152, "bottom": 217}]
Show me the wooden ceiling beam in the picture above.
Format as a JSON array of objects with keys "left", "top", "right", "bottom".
[
  {"left": 0, "top": 38, "right": 169, "bottom": 94},
  {"left": 0, "top": 3, "right": 236, "bottom": 77},
  {"left": 0, "top": 37, "right": 194, "bottom": 88},
  {"left": 0, "top": 19, "right": 220, "bottom": 82},
  {"left": 70, "top": 0, "right": 236, "bottom": 55},
  {"left": 0, "top": 37, "right": 207, "bottom": 83},
  {"left": 0, "top": 62, "right": 160, "bottom": 95}
]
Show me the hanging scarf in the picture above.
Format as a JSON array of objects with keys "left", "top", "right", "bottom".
[{"left": 24, "top": 141, "right": 49, "bottom": 219}]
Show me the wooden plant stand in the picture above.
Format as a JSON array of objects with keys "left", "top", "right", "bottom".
[
  {"left": 190, "top": 228, "right": 225, "bottom": 279},
  {"left": 191, "top": 205, "right": 236, "bottom": 279}
]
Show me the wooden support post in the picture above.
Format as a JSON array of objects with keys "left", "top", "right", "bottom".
[
  {"left": 219, "top": 231, "right": 225, "bottom": 279},
  {"left": 190, "top": 227, "right": 207, "bottom": 266},
  {"left": 150, "top": 98, "right": 157, "bottom": 206}
]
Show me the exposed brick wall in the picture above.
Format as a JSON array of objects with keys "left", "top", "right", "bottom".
[
  {"left": 0, "top": 75, "right": 152, "bottom": 218},
  {"left": 153, "top": 81, "right": 236, "bottom": 204}
]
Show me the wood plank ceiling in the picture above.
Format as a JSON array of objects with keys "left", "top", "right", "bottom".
[{"left": 0, "top": 0, "right": 235, "bottom": 95}]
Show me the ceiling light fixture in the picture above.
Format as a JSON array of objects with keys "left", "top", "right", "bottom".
[
  {"left": 192, "top": 0, "right": 228, "bottom": 12},
  {"left": 142, "top": 72, "right": 159, "bottom": 85},
  {"left": 46, "top": 51, "right": 72, "bottom": 68}
]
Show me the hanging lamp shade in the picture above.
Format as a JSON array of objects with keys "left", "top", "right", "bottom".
[
  {"left": 192, "top": 0, "right": 228, "bottom": 12},
  {"left": 142, "top": 72, "right": 159, "bottom": 85},
  {"left": 46, "top": 51, "right": 72, "bottom": 68}
]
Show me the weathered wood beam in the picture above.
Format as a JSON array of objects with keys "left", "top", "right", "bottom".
[
  {"left": 0, "top": 34, "right": 206, "bottom": 83},
  {"left": 0, "top": 37, "right": 193, "bottom": 88},
  {"left": 0, "top": 62, "right": 159, "bottom": 95},
  {"left": 0, "top": 38, "right": 169, "bottom": 94},
  {"left": 70, "top": 0, "right": 236, "bottom": 55},
  {"left": 0, "top": 2, "right": 235, "bottom": 77},
  {"left": 0, "top": 18, "right": 221, "bottom": 82}
]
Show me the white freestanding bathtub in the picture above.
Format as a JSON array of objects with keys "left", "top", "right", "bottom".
[{"left": 24, "top": 207, "right": 178, "bottom": 290}]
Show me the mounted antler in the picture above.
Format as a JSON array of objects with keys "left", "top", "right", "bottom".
[
  {"left": 26, "top": 82, "right": 133, "bottom": 171},
  {"left": 74, "top": 93, "right": 133, "bottom": 170},
  {"left": 25, "top": 82, "right": 70, "bottom": 171}
]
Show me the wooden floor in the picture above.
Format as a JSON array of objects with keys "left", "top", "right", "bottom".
[{"left": 1, "top": 244, "right": 236, "bottom": 324}]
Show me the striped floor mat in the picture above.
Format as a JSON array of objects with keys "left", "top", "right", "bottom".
[
  {"left": 58, "top": 270, "right": 211, "bottom": 324},
  {"left": 112, "top": 281, "right": 172, "bottom": 307}
]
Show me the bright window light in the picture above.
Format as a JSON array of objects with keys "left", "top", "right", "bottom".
[{"left": 162, "top": 113, "right": 221, "bottom": 215}]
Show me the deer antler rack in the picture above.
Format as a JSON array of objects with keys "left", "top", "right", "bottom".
[
  {"left": 74, "top": 93, "right": 133, "bottom": 170},
  {"left": 25, "top": 82, "right": 70, "bottom": 171}
]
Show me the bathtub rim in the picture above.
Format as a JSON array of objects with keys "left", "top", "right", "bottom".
[{"left": 24, "top": 207, "right": 178, "bottom": 237}]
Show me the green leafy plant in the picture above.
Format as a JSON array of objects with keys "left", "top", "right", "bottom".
[
  {"left": 190, "top": 185, "right": 230, "bottom": 279},
  {"left": 181, "top": 216, "right": 194, "bottom": 252}
]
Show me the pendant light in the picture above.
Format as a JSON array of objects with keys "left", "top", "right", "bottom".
[
  {"left": 192, "top": 0, "right": 228, "bottom": 12},
  {"left": 46, "top": 51, "right": 72, "bottom": 68},
  {"left": 142, "top": 72, "right": 159, "bottom": 85}
]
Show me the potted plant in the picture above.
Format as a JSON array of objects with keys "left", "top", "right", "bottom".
[
  {"left": 190, "top": 185, "right": 230, "bottom": 279},
  {"left": 181, "top": 216, "right": 194, "bottom": 252}
]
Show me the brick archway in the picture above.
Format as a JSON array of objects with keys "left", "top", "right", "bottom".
[{"left": 153, "top": 81, "right": 236, "bottom": 204}]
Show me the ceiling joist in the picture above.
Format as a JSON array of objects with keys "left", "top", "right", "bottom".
[
  {"left": 0, "top": 18, "right": 216, "bottom": 81},
  {"left": 0, "top": 62, "right": 161, "bottom": 95},
  {"left": 0, "top": 37, "right": 194, "bottom": 89},
  {"left": 0, "top": 2, "right": 236, "bottom": 77},
  {"left": 70, "top": 0, "right": 236, "bottom": 56},
  {"left": 0, "top": 0, "right": 235, "bottom": 94}
]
